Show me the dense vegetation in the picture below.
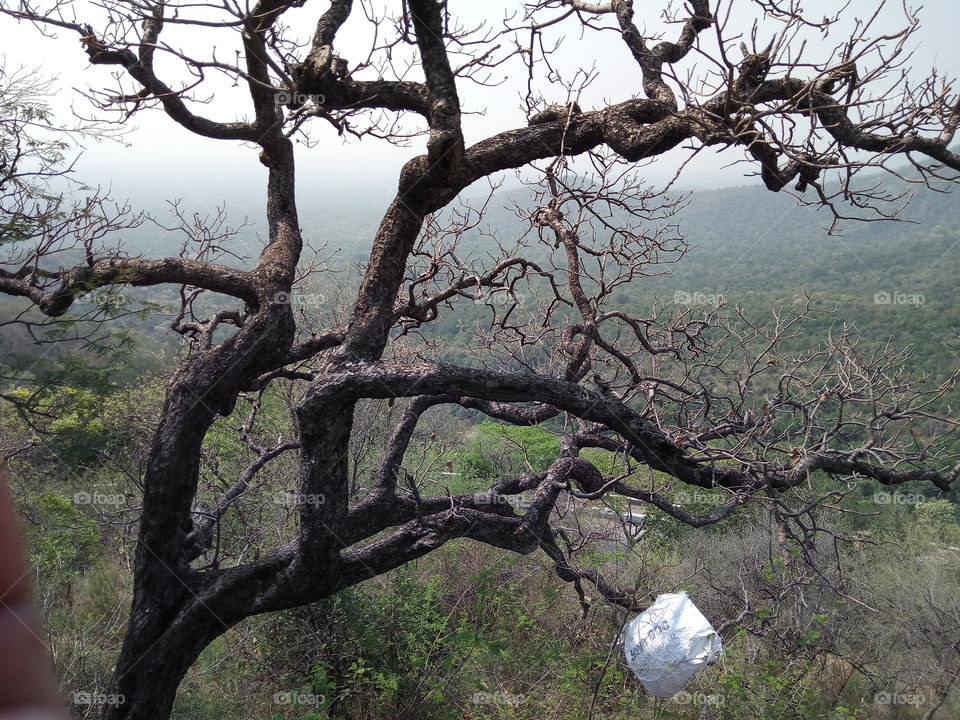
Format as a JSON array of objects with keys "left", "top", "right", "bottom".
[{"left": 3, "top": 176, "right": 958, "bottom": 719}]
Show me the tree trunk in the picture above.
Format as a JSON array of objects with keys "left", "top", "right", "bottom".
[{"left": 100, "top": 592, "right": 228, "bottom": 720}]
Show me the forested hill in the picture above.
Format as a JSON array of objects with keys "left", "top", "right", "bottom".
[
  {"left": 461, "top": 175, "right": 960, "bottom": 380},
  {"left": 647, "top": 180, "right": 960, "bottom": 378},
  {"left": 652, "top": 180, "right": 960, "bottom": 295},
  {"left": 465, "top": 173, "right": 960, "bottom": 295},
  {"left": 1, "top": 169, "right": 958, "bottom": 386},
  {"left": 116, "top": 167, "right": 960, "bottom": 307}
]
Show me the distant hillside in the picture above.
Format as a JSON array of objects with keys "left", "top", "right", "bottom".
[
  {"left": 662, "top": 181, "right": 960, "bottom": 294},
  {"left": 118, "top": 166, "right": 960, "bottom": 312},
  {"left": 646, "top": 182, "right": 960, "bottom": 378},
  {"left": 2, "top": 167, "right": 957, "bottom": 389},
  {"left": 436, "top": 174, "right": 960, "bottom": 380}
]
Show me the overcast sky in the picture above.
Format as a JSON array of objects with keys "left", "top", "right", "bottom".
[{"left": 2, "top": 0, "right": 959, "bottom": 214}]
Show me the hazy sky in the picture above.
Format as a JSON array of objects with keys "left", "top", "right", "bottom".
[{"left": 2, "top": 0, "right": 959, "bottom": 215}]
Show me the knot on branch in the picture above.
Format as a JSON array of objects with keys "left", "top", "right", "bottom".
[
  {"left": 423, "top": 128, "right": 465, "bottom": 186},
  {"left": 527, "top": 102, "right": 582, "bottom": 127},
  {"left": 532, "top": 204, "right": 562, "bottom": 228},
  {"left": 818, "top": 60, "right": 859, "bottom": 96},
  {"left": 600, "top": 98, "right": 679, "bottom": 161},
  {"left": 184, "top": 502, "right": 215, "bottom": 562},
  {"left": 37, "top": 291, "right": 73, "bottom": 317},
  {"left": 552, "top": 456, "right": 604, "bottom": 494},
  {"left": 297, "top": 44, "right": 348, "bottom": 83},
  {"left": 288, "top": 44, "right": 348, "bottom": 108},
  {"left": 80, "top": 24, "right": 138, "bottom": 69},
  {"left": 735, "top": 48, "right": 772, "bottom": 94},
  {"left": 794, "top": 154, "right": 825, "bottom": 192},
  {"left": 688, "top": 0, "right": 713, "bottom": 31}
]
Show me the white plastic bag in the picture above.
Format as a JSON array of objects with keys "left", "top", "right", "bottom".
[{"left": 622, "top": 591, "right": 722, "bottom": 697}]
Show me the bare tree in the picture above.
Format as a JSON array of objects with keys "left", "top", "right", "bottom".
[
  {"left": 1, "top": 1, "right": 959, "bottom": 718},
  {"left": 0, "top": 61, "right": 145, "bottom": 400}
]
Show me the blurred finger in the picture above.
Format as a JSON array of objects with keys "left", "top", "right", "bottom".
[{"left": 0, "top": 465, "right": 67, "bottom": 717}]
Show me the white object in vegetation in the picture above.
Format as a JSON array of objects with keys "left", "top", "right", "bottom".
[{"left": 622, "top": 591, "right": 722, "bottom": 697}]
